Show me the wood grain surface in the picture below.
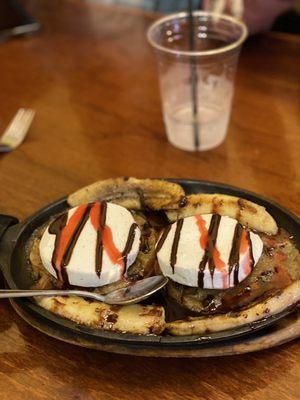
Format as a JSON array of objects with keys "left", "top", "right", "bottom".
[{"left": 0, "top": 0, "right": 299, "bottom": 399}]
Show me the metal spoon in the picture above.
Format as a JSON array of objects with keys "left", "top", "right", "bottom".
[{"left": 0, "top": 276, "right": 169, "bottom": 305}]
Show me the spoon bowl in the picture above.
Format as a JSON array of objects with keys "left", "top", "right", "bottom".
[{"left": 104, "top": 275, "right": 169, "bottom": 305}]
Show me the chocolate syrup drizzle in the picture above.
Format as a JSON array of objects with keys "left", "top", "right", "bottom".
[
  {"left": 63, "top": 205, "right": 92, "bottom": 268},
  {"left": 49, "top": 205, "right": 92, "bottom": 285},
  {"left": 122, "top": 223, "right": 138, "bottom": 271},
  {"left": 157, "top": 214, "right": 255, "bottom": 288},
  {"left": 156, "top": 225, "right": 172, "bottom": 253},
  {"left": 95, "top": 201, "right": 107, "bottom": 278},
  {"left": 228, "top": 223, "right": 243, "bottom": 286},
  {"left": 49, "top": 213, "right": 68, "bottom": 281},
  {"left": 48, "top": 201, "right": 138, "bottom": 284},
  {"left": 198, "top": 214, "right": 221, "bottom": 287},
  {"left": 197, "top": 216, "right": 254, "bottom": 288},
  {"left": 247, "top": 231, "right": 255, "bottom": 271}
]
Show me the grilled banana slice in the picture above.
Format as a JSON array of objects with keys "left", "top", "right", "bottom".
[
  {"left": 35, "top": 296, "right": 165, "bottom": 335},
  {"left": 166, "top": 193, "right": 278, "bottom": 234},
  {"left": 166, "top": 281, "right": 300, "bottom": 335},
  {"left": 68, "top": 177, "right": 186, "bottom": 210}
]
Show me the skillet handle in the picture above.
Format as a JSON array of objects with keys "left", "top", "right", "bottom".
[
  {"left": 0, "top": 214, "right": 19, "bottom": 241},
  {"left": 0, "top": 215, "right": 19, "bottom": 287}
]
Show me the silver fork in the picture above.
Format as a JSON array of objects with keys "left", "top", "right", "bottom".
[{"left": 0, "top": 108, "right": 35, "bottom": 153}]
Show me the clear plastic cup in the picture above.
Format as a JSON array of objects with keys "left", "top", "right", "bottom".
[{"left": 147, "top": 11, "right": 247, "bottom": 151}]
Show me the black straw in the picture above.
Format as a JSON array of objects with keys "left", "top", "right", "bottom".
[{"left": 187, "top": 0, "right": 200, "bottom": 150}]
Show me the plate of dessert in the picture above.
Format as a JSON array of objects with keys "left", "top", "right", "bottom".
[{"left": 0, "top": 177, "right": 299, "bottom": 356}]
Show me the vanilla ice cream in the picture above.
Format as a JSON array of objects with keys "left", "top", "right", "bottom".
[
  {"left": 39, "top": 202, "right": 141, "bottom": 287},
  {"left": 156, "top": 214, "right": 263, "bottom": 289}
]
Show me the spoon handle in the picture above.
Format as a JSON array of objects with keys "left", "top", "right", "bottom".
[{"left": 0, "top": 289, "right": 105, "bottom": 302}]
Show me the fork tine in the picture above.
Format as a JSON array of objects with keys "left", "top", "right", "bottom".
[
  {"left": 0, "top": 108, "right": 35, "bottom": 150},
  {"left": 3, "top": 110, "right": 29, "bottom": 140},
  {"left": 15, "top": 109, "right": 35, "bottom": 136},
  {"left": 9, "top": 109, "right": 35, "bottom": 135},
  {"left": 2, "top": 109, "right": 26, "bottom": 137}
]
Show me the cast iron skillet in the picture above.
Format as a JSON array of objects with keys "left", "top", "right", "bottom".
[{"left": 0, "top": 179, "right": 299, "bottom": 348}]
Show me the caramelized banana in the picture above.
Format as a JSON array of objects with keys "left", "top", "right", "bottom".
[
  {"left": 36, "top": 296, "right": 165, "bottom": 335},
  {"left": 67, "top": 177, "right": 186, "bottom": 210},
  {"left": 166, "top": 193, "right": 278, "bottom": 234}
]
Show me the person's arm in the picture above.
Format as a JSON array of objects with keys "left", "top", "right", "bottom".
[{"left": 203, "top": 0, "right": 295, "bottom": 34}]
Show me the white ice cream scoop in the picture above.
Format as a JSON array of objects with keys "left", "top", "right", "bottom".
[
  {"left": 39, "top": 202, "right": 141, "bottom": 287},
  {"left": 156, "top": 214, "right": 263, "bottom": 289}
]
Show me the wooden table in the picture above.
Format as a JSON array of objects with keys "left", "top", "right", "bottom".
[{"left": 0, "top": 1, "right": 299, "bottom": 399}]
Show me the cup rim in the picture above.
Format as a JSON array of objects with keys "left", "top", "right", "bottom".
[{"left": 147, "top": 10, "right": 248, "bottom": 57}]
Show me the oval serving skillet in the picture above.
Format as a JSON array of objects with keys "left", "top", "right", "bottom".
[{"left": 0, "top": 179, "right": 299, "bottom": 351}]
